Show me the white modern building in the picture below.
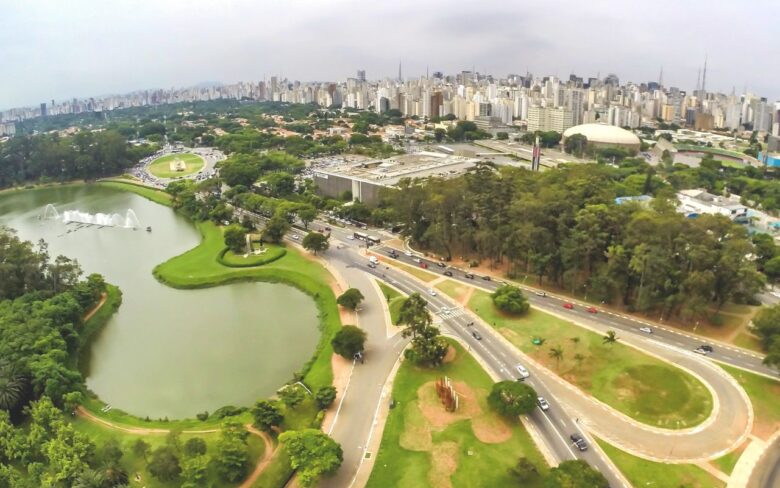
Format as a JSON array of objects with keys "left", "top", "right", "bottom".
[{"left": 676, "top": 189, "right": 748, "bottom": 220}]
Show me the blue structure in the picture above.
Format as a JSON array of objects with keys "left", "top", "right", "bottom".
[{"left": 758, "top": 152, "right": 780, "bottom": 167}]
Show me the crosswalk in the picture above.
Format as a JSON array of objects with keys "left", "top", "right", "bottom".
[{"left": 437, "top": 307, "right": 467, "bottom": 319}]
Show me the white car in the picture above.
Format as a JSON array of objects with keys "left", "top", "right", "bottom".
[
  {"left": 413, "top": 258, "right": 421, "bottom": 264},
  {"left": 537, "top": 397, "right": 550, "bottom": 411},
  {"left": 404, "top": 251, "right": 412, "bottom": 257},
  {"left": 535, "top": 291, "right": 547, "bottom": 297},
  {"left": 429, "top": 289, "right": 437, "bottom": 296},
  {"left": 639, "top": 326, "right": 653, "bottom": 334},
  {"left": 346, "top": 235, "right": 355, "bottom": 240},
  {"left": 515, "top": 364, "right": 530, "bottom": 379},
  {"left": 291, "top": 235, "right": 299, "bottom": 240}
]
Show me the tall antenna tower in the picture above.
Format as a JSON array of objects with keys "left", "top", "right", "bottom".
[
  {"left": 658, "top": 66, "right": 664, "bottom": 88},
  {"left": 701, "top": 55, "right": 708, "bottom": 95}
]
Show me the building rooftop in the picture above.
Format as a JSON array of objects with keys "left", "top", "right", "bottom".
[
  {"left": 563, "top": 123, "right": 641, "bottom": 146},
  {"left": 313, "top": 151, "right": 479, "bottom": 186},
  {"left": 677, "top": 189, "right": 746, "bottom": 210}
]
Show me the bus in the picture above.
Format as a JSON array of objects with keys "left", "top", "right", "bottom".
[{"left": 354, "top": 232, "right": 380, "bottom": 245}]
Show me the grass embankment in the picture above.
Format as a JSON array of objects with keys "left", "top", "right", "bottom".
[
  {"left": 720, "top": 365, "right": 780, "bottom": 438},
  {"left": 219, "top": 245, "right": 287, "bottom": 267},
  {"left": 378, "top": 281, "right": 405, "bottom": 325},
  {"left": 147, "top": 153, "right": 205, "bottom": 178},
  {"left": 366, "top": 341, "right": 547, "bottom": 488},
  {"left": 71, "top": 416, "right": 265, "bottom": 488},
  {"left": 596, "top": 439, "right": 725, "bottom": 488},
  {"left": 98, "top": 180, "right": 173, "bottom": 206},
  {"left": 712, "top": 446, "right": 743, "bottom": 476},
  {"left": 468, "top": 290, "right": 713, "bottom": 429}
]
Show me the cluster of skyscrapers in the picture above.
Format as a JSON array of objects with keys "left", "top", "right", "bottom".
[{"left": 1, "top": 68, "right": 778, "bottom": 138}]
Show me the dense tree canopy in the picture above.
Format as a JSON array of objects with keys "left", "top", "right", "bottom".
[
  {"left": 492, "top": 285, "right": 530, "bottom": 315},
  {"left": 487, "top": 381, "right": 537, "bottom": 417},
  {"left": 279, "top": 429, "right": 343, "bottom": 487},
  {"left": 337, "top": 288, "right": 364, "bottom": 310},
  {"left": 0, "top": 130, "right": 155, "bottom": 188},
  {"left": 383, "top": 163, "right": 764, "bottom": 319},
  {"left": 331, "top": 325, "right": 367, "bottom": 359}
]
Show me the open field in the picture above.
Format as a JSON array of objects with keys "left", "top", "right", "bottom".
[
  {"left": 366, "top": 341, "right": 547, "bottom": 488},
  {"left": 392, "top": 262, "right": 439, "bottom": 282},
  {"left": 147, "top": 153, "right": 205, "bottom": 178},
  {"left": 434, "top": 279, "right": 471, "bottom": 303},
  {"left": 596, "top": 438, "right": 724, "bottom": 488},
  {"left": 468, "top": 290, "right": 713, "bottom": 428}
]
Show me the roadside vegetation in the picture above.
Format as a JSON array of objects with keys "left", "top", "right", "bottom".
[
  {"left": 469, "top": 289, "right": 713, "bottom": 428},
  {"left": 719, "top": 365, "right": 780, "bottom": 438},
  {"left": 595, "top": 438, "right": 724, "bottom": 488},
  {"left": 378, "top": 281, "right": 405, "bottom": 324}
]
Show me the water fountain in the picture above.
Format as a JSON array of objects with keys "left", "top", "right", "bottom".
[
  {"left": 43, "top": 205, "right": 141, "bottom": 229},
  {"left": 42, "top": 204, "right": 60, "bottom": 220}
]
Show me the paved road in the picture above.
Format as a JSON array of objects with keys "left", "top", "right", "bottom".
[
  {"left": 378, "top": 241, "right": 777, "bottom": 380},
  {"left": 316, "top": 245, "right": 408, "bottom": 488},
  {"left": 242, "top": 210, "right": 762, "bottom": 484},
  {"left": 293, "top": 230, "right": 627, "bottom": 487}
]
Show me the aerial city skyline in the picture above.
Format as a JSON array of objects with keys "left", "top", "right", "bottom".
[{"left": 2, "top": 63, "right": 778, "bottom": 140}]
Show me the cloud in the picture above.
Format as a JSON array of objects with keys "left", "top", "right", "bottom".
[{"left": 0, "top": 0, "right": 777, "bottom": 109}]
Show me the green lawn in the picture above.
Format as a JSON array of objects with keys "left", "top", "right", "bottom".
[
  {"left": 468, "top": 290, "right": 713, "bottom": 429},
  {"left": 596, "top": 438, "right": 725, "bottom": 488},
  {"left": 98, "top": 180, "right": 174, "bottom": 206},
  {"left": 712, "top": 446, "right": 743, "bottom": 476},
  {"left": 71, "top": 416, "right": 265, "bottom": 488},
  {"left": 366, "top": 341, "right": 548, "bottom": 488},
  {"left": 435, "top": 279, "right": 470, "bottom": 302},
  {"left": 220, "top": 245, "right": 287, "bottom": 267},
  {"left": 393, "top": 262, "right": 439, "bottom": 282},
  {"left": 720, "top": 365, "right": 780, "bottom": 437},
  {"left": 378, "top": 281, "right": 405, "bottom": 325},
  {"left": 147, "top": 153, "right": 205, "bottom": 178}
]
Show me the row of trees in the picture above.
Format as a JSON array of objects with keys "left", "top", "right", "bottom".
[
  {"left": 0, "top": 130, "right": 156, "bottom": 188},
  {"left": 382, "top": 163, "right": 764, "bottom": 319}
]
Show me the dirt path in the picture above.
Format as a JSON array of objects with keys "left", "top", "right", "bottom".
[
  {"left": 459, "top": 286, "right": 474, "bottom": 306},
  {"left": 239, "top": 424, "right": 276, "bottom": 488},
  {"left": 82, "top": 291, "right": 108, "bottom": 322},
  {"left": 76, "top": 407, "right": 276, "bottom": 487}
]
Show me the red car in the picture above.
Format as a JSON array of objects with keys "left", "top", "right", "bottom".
[
  {"left": 420, "top": 262, "right": 428, "bottom": 269},
  {"left": 563, "top": 303, "right": 574, "bottom": 309},
  {"left": 587, "top": 306, "right": 598, "bottom": 314}
]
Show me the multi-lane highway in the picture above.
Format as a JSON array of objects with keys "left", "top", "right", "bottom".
[{"left": 239, "top": 206, "right": 773, "bottom": 486}]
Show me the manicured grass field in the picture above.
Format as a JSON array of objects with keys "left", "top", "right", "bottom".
[
  {"left": 435, "top": 279, "right": 470, "bottom": 302},
  {"left": 720, "top": 365, "right": 780, "bottom": 438},
  {"left": 220, "top": 245, "right": 287, "bottom": 267},
  {"left": 393, "top": 262, "right": 439, "bottom": 282},
  {"left": 468, "top": 290, "right": 713, "bottom": 428},
  {"left": 596, "top": 438, "right": 724, "bottom": 488},
  {"left": 366, "top": 341, "right": 548, "bottom": 488},
  {"left": 147, "top": 153, "right": 205, "bottom": 178},
  {"left": 71, "top": 416, "right": 266, "bottom": 488},
  {"left": 378, "top": 281, "right": 405, "bottom": 325}
]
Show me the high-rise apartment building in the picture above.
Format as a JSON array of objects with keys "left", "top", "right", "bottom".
[{"left": 527, "top": 105, "right": 575, "bottom": 132}]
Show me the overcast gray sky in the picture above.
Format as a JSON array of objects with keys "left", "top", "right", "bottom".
[{"left": 1, "top": 0, "right": 777, "bottom": 110}]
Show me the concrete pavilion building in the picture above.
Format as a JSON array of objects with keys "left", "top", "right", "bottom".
[{"left": 562, "top": 123, "right": 642, "bottom": 152}]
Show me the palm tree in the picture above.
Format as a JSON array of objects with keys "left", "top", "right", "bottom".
[
  {"left": 73, "top": 469, "right": 108, "bottom": 488},
  {"left": 602, "top": 330, "right": 618, "bottom": 345},
  {"left": 569, "top": 337, "right": 581, "bottom": 348},
  {"left": 574, "top": 353, "right": 585, "bottom": 367},
  {"left": 0, "top": 362, "right": 25, "bottom": 411},
  {"left": 548, "top": 346, "right": 564, "bottom": 370}
]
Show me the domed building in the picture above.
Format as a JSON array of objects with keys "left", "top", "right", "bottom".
[{"left": 562, "top": 123, "right": 641, "bottom": 152}]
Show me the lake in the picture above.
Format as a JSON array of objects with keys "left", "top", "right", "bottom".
[{"left": 0, "top": 184, "right": 319, "bottom": 419}]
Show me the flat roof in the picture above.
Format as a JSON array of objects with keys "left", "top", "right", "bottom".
[{"left": 313, "top": 152, "right": 480, "bottom": 186}]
